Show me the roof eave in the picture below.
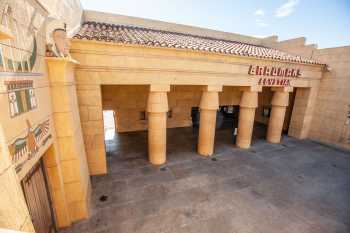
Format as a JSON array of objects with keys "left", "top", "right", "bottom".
[{"left": 70, "top": 38, "right": 326, "bottom": 67}]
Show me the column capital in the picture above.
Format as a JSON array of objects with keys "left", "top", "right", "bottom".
[
  {"left": 271, "top": 91, "right": 290, "bottom": 107},
  {"left": 147, "top": 91, "right": 169, "bottom": 113},
  {"left": 149, "top": 84, "right": 170, "bottom": 92},
  {"left": 199, "top": 91, "right": 219, "bottom": 110},
  {"left": 203, "top": 85, "right": 223, "bottom": 92},
  {"left": 239, "top": 91, "right": 258, "bottom": 108},
  {"left": 271, "top": 86, "right": 294, "bottom": 93},
  {"left": 239, "top": 85, "right": 262, "bottom": 93}
]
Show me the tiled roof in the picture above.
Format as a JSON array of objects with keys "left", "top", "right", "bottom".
[{"left": 74, "top": 22, "right": 321, "bottom": 65}]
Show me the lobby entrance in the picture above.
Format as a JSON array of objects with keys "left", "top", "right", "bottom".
[{"left": 100, "top": 84, "right": 299, "bottom": 165}]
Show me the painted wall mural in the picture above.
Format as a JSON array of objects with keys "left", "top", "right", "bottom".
[
  {"left": 0, "top": 0, "right": 44, "bottom": 73},
  {"left": 5, "top": 80, "right": 37, "bottom": 117},
  {"left": 8, "top": 118, "right": 52, "bottom": 173}
]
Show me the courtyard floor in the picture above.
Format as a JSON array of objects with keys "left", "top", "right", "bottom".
[{"left": 61, "top": 127, "right": 350, "bottom": 233}]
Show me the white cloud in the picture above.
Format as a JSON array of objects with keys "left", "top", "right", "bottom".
[
  {"left": 256, "top": 19, "right": 269, "bottom": 27},
  {"left": 252, "top": 35, "right": 269, "bottom": 38},
  {"left": 275, "top": 0, "right": 300, "bottom": 18},
  {"left": 254, "top": 9, "right": 265, "bottom": 16}
]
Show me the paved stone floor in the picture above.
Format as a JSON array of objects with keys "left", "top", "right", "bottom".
[{"left": 61, "top": 126, "right": 350, "bottom": 233}]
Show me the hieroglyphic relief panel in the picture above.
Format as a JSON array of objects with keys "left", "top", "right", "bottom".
[{"left": 5, "top": 80, "right": 37, "bottom": 117}]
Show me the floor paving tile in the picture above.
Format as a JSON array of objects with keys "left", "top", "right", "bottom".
[{"left": 61, "top": 127, "right": 350, "bottom": 233}]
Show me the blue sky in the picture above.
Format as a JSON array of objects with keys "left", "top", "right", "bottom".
[{"left": 80, "top": 0, "right": 350, "bottom": 48}]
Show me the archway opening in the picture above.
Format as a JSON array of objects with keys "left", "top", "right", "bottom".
[{"left": 101, "top": 85, "right": 148, "bottom": 160}]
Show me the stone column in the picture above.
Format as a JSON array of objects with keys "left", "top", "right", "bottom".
[
  {"left": 198, "top": 86, "right": 222, "bottom": 156},
  {"left": 236, "top": 86, "right": 261, "bottom": 149},
  {"left": 267, "top": 87, "right": 293, "bottom": 143},
  {"left": 146, "top": 85, "right": 170, "bottom": 165}
]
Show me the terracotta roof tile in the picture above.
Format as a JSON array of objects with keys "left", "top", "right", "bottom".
[{"left": 74, "top": 22, "right": 322, "bottom": 65}]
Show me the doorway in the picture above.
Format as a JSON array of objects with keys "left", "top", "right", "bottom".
[
  {"left": 103, "top": 109, "right": 121, "bottom": 155},
  {"left": 21, "top": 159, "right": 55, "bottom": 233},
  {"left": 103, "top": 110, "right": 116, "bottom": 141}
]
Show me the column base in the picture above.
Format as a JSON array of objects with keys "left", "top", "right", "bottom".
[{"left": 236, "top": 140, "right": 251, "bottom": 149}]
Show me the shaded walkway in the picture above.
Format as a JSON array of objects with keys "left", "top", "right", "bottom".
[{"left": 62, "top": 127, "right": 350, "bottom": 233}]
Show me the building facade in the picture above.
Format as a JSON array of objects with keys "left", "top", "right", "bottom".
[{"left": 0, "top": 1, "right": 349, "bottom": 232}]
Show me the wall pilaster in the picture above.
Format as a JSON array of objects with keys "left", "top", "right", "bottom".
[{"left": 46, "top": 57, "right": 91, "bottom": 222}]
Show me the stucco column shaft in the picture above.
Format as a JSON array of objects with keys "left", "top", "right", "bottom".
[
  {"left": 198, "top": 86, "right": 221, "bottom": 156},
  {"left": 267, "top": 89, "right": 290, "bottom": 143},
  {"left": 148, "top": 112, "right": 167, "bottom": 164},
  {"left": 236, "top": 90, "right": 258, "bottom": 149},
  {"left": 198, "top": 109, "right": 217, "bottom": 156},
  {"left": 146, "top": 85, "right": 169, "bottom": 165}
]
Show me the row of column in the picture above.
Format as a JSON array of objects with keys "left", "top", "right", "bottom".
[{"left": 146, "top": 85, "right": 293, "bottom": 165}]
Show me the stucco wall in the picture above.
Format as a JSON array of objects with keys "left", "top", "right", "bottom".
[
  {"left": 308, "top": 46, "right": 350, "bottom": 150},
  {"left": 262, "top": 37, "right": 317, "bottom": 59},
  {"left": 265, "top": 36, "right": 350, "bottom": 150},
  {"left": 0, "top": 0, "right": 84, "bottom": 231}
]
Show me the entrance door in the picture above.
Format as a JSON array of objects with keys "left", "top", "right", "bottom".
[{"left": 21, "top": 160, "right": 55, "bottom": 233}]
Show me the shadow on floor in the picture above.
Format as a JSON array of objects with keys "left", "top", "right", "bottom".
[{"left": 61, "top": 126, "right": 350, "bottom": 233}]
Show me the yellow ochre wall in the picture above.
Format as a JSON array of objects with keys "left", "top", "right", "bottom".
[
  {"left": 266, "top": 37, "right": 350, "bottom": 149},
  {"left": 0, "top": 0, "right": 90, "bottom": 232},
  {"left": 309, "top": 46, "right": 350, "bottom": 150}
]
